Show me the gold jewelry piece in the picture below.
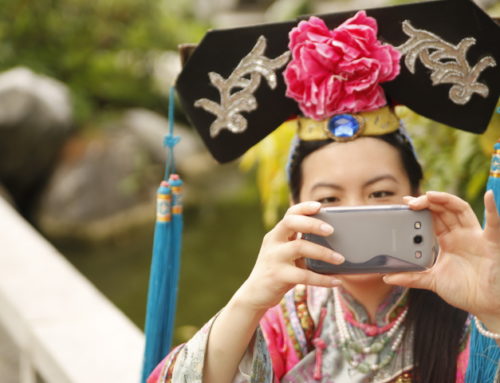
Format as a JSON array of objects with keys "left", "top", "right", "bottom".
[{"left": 295, "top": 106, "right": 400, "bottom": 142}]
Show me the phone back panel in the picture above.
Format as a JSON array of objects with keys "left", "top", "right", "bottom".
[{"left": 304, "top": 205, "right": 438, "bottom": 274}]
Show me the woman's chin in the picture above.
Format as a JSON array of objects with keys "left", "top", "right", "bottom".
[{"left": 337, "top": 273, "right": 386, "bottom": 286}]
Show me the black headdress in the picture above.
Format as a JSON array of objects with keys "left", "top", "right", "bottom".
[{"left": 176, "top": 0, "right": 499, "bottom": 163}]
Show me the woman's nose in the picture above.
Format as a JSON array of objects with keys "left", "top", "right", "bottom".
[{"left": 342, "top": 196, "right": 365, "bottom": 207}]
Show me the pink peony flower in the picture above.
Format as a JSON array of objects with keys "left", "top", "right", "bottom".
[{"left": 283, "top": 11, "right": 401, "bottom": 120}]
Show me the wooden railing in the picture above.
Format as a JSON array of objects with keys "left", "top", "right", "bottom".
[{"left": 0, "top": 197, "right": 144, "bottom": 383}]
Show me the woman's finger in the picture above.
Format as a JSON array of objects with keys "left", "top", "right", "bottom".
[
  {"left": 383, "top": 270, "right": 435, "bottom": 292},
  {"left": 484, "top": 190, "right": 500, "bottom": 241},
  {"left": 407, "top": 192, "right": 479, "bottom": 232},
  {"left": 405, "top": 196, "right": 449, "bottom": 235},
  {"left": 287, "top": 266, "right": 342, "bottom": 288},
  {"left": 278, "top": 239, "right": 344, "bottom": 264},
  {"left": 426, "top": 191, "right": 479, "bottom": 229},
  {"left": 272, "top": 211, "right": 333, "bottom": 241},
  {"left": 430, "top": 211, "right": 450, "bottom": 237},
  {"left": 408, "top": 194, "right": 462, "bottom": 230},
  {"left": 286, "top": 201, "right": 322, "bottom": 216}
]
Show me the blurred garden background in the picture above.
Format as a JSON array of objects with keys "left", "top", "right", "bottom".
[{"left": 0, "top": 0, "right": 499, "bottom": 347}]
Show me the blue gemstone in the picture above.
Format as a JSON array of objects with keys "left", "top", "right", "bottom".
[{"left": 328, "top": 114, "right": 360, "bottom": 138}]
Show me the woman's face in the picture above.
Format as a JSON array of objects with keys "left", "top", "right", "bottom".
[
  {"left": 299, "top": 137, "right": 413, "bottom": 207},
  {"left": 299, "top": 137, "right": 415, "bottom": 287}
]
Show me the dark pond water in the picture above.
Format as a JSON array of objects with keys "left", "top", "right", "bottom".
[{"left": 53, "top": 182, "right": 268, "bottom": 346}]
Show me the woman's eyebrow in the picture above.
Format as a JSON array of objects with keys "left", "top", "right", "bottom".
[
  {"left": 310, "top": 175, "right": 398, "bottom": 193},
  {"left": 311, "top": 182, "right": 343, "bottom": 192},
  {"left": 363, "top": 174, "right": 398, "bottom": 188}
]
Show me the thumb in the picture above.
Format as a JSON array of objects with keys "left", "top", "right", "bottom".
[{"left": 383, "top": 270, "right": 435, "bottom": 292}]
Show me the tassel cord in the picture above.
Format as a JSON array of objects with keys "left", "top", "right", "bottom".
[{"left": 164, "top": 86, "right": 180, "bottom": 179}]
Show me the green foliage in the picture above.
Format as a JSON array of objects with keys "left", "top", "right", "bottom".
[
  {"left": 0, "top": 0, "right": 207, "bottom": 125},
  {"left": 265, "top": 0, "right": 313, "bottom": 22},
  {"left": 397, "top": 106, "right": 499, "bottom": 218},
  {"left": 240, "top": 120, "right": 296, "bottom": 227}
]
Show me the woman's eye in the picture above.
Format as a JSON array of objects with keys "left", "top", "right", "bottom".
[
  {"left": 369, "top": 191, "right": 395, "bottom": 199},
  {"left": 317, "top": 196, "right": 339, "bottom": 204}
]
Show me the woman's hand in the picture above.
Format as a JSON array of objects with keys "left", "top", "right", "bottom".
[
  {"left": 384, "top": 191, "right": 500, "bottom": 333},
  {"left": 234, "top": 201, "right": 344, "bottom": 312},
  {"left": 204, "top": 202, "right": 344, "bottom": 383}
]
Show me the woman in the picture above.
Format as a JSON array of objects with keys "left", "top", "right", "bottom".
[
  {"left": 148, "top": 3, "right": 500, "bottom": 382},
  {"left": 149, "top": 134, "right": 500, "bottom": 383}
]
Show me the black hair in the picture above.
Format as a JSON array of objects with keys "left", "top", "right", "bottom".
[
  {"left": 407, "top": 289, "right": 468, "bottom": 383},
  {"left": 288, "top": 130, "right": 468, "bottom": 383}
]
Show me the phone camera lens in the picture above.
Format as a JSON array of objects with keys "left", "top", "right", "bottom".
[{"left": 413, "top": 235, "right": 423, "bottom": 244}]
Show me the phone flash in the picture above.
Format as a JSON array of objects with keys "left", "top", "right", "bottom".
[
  {"left": 414, "top": 222, "right": 422, "bottom": 229},
  {"left": 415, "top": 251, "right": 422, "bottom": 259}
]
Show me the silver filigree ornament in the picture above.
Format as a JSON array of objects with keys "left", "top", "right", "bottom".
[
  {"left": 194, "top": 35, "right": 290, "bottom": 138},
  {"left": 398, "top": 20, "right": 497, "bottom": 105}
]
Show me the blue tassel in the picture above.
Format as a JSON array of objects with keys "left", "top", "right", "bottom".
[
  {"left": 165, "top": 173, "right": 183, "bottom": 353},
  {"left": 486, "top": 141, "right": 500, "bottom": 205},
  {"left": 466, "top": 140, "right": 500, "bottom": 383},
  {"left": 142, "top": 182, "right": 173, "bottom": 382},
  {"left": 141, "top": 87, "right": 183, "bottom": 382},
  {"left": 466, "top": 326, "right": 500, "bottom": 383}
]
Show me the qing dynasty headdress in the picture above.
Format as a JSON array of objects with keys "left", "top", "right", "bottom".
[{"left": 176, "top": 0, "right": 499, "bottom": 163}]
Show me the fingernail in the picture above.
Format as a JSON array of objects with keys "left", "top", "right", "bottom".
[
  {"left": 308, "top": 201, "right": 321, "bottom": 209},
  {"left": 320, "top": 223, "right": 333, "bottom": 234},
  {"left": 331, "top": 278, "right": 342, "bottom": 286},
  {"left": 331, "top": 252, "right": 344, "bottom": 263},
  {"left": 408, "top": 196, "right": 423, "bottom": 205}
]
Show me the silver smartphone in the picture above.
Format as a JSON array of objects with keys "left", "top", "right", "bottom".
[{"left": 303, "top": 205, "right": 438, "bottom": 274}]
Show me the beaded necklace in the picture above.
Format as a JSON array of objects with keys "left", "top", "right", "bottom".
[{"left": 333, "top": 287, "right": 408, "bottom": 375}]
